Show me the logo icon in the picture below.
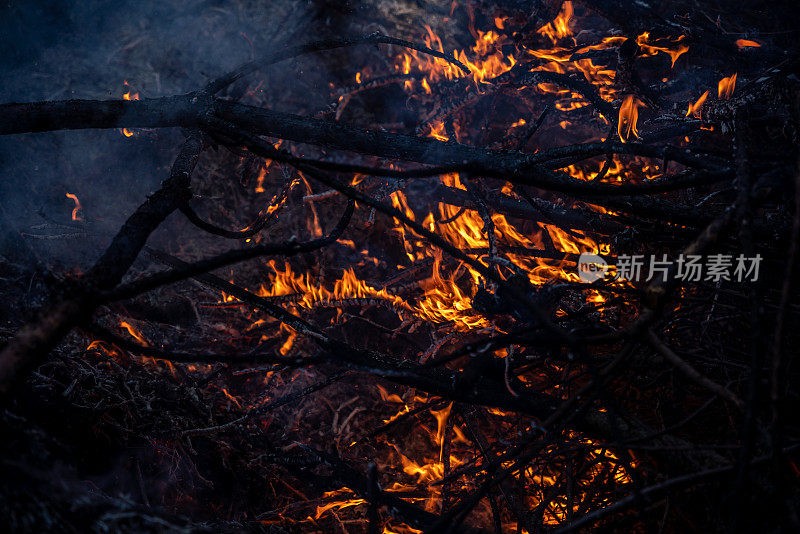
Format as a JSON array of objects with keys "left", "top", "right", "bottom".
[{"left": 577, "top": 253, "right": 609, "bottom": 283}]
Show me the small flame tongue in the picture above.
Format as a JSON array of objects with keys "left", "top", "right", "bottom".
[
  {"left": 686, "top": 90, "right": 709, "bottom": 118},
  {"left": 65, "top": 192, "right": 83, "bottom": 221}
]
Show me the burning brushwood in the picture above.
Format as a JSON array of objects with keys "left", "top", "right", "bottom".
[{"left": 0, "top": 0, "right": 799, "bottom": 532}]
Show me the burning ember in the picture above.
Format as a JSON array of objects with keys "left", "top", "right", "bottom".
[{"left": 0, "top": 1, "right": 799, "bottom": 533}]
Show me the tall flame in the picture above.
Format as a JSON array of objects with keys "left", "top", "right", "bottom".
[
  {"left": 617, "top": 95, "right": 642, "bottom": 142},
  {"left": 718, "top": 73, "right": 737, "bottom": 100},
  {"left": 537, "top": 1, "right": 573, "bottom": 44}
]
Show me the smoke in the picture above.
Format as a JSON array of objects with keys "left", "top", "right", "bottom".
[{"left": 0, "top": 0, "right": 313, "bottom": 270}]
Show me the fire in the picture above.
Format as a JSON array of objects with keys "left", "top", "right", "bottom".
[
  {"left": 255, "top": 141, "right": 284, "bottom": 193},
  {"left": 527, "top": 40, "right": 620, "bottom": 109},
  {"left": 121, "top": 81, "right": 140, "bottom": 138},
  {"left": 636, "top": 32, "right": 689, "bottom": 67},
  {"left": 686, "top": 90, "right": 709, "bottom": 118},
  {"left": 277, "top": 323, "right": 297, "bottom": 356},
  {"left": 65, "top": 192, "right": 83, "bottom": 221},
  {"left": 122, "top": 80, "right": 139, "bottom": 101},
  {"left": 86, "top": 340, "right": 124, "bottom": 360},
  {"left": 430, "top": 402, "right": 453, "bottom": 461},
  {"left": 735, "top": 38, "right": 761, "bottom": 49},
  {"left": 98, "top": 8, "right": 650, "bottom": 528},
  {"left": 371, "top": 172, "right": 611, "bottom": 332},
  {"left": 393, "top": 3, "right": 688, "bottom": 132},
  {"left": 231, "top": 13, "right": 626, "bottom": 523},
  {"left": 383, "top": 526, "right": 423, "bottom": 534},
  {"left": 119, "top": 320, "right": 148, "bottom": 346},
  {"left": 563, "top": 157, "right": 627, "bottom": 182},
  {"left": 617, "top": 95, "right": 642, "bottom": 142},
  {"left": 427, "top": 120, "right": 449, "bottom": 141},
  {"left": 254, "top": 166, "right": 267, "bottom": 193},
  {"left": 537, "top": 1, "right": 574, "bottom": 43},
  {"left": 218, "top": 387, "right": 242, "bottom": 409},
  {"left": 718, "top": 73, "right": 737, "bottom": 100},
  {"left": 257, "top": 260, "right": 413, "bottom": 314},
  {"left": 395, "top": 22, "right": 516, "bottom": 89},
  {"left": 312, "top": 488, "right": 367, "bottom": 520},
  {"left": 377, "top": 385, "right": 430, "bottom": 424},
  {"left": 414, "top": 253, "right": 491, "bottom": 330}
]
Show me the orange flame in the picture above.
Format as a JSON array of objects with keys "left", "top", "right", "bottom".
[
  {"left": 395, "top": 23, "right": 516, "bottom": 89},
  {"left": 537, "top": 1, "right": 573, "bottom": 44},
  {"left": 65, "top": 193, "right": 83, "bottom": 221},
  {"left": 85, "top": 14, "right": 651, "bottom": 528},
  {"left": 383, "top": 526, "right": 423, "bottom": 534},
  {"left": 121, "top": 81, "right": 140, "bottom": 137},
  {"left": 718, "top": 73, "right": 737, "bottom": 100},
  {"left": 122, "top": 80, "right": 140, "bottom": 101},
  {"left": 120, "top": 321, "right": 148, "bottom": 346},
  {"left": 277, "top": 323, "right": 297, "bottom": 356},
  {"left": 313, "top": 488, "right": 367, "bottom": 520},
  {"left": 735, "top": 39, "right": 761, "bottom": 49},
  {"left": 636, "top": 32, "right": 689, "bottom": 67},
  {"left": 427, "top": 120, "right": 449, "bottom": 142},
  {"left": 686, "top": 90, "right": 709, "bottom": 118},
  {"left": 617, "top": 95, "right": 642, "bottom": 142},
  {"left": 254, "top": 166, "right": 267, "bottom": 193},
  {"left": 227, "top": 9, "right": 648, "bottom": 527},
  {"left": 430, "top": 402, "right": 453, "bottom": 461}
]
